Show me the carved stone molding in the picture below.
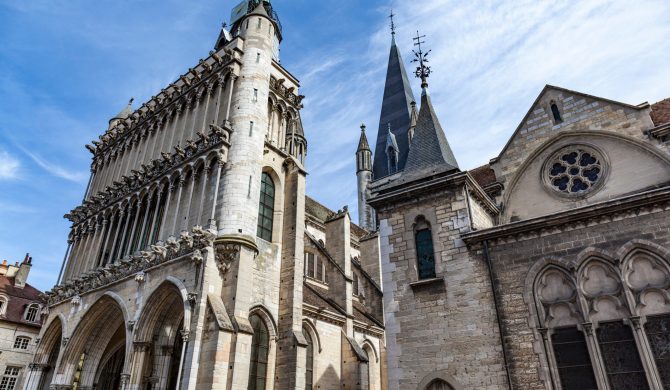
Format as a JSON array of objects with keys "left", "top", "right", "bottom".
[{"left": 43, "top": 226, "right": 216, "bottom": 306}]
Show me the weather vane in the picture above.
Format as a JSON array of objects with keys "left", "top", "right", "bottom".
[
  {"left": 411, "top": 31, "right": 432, "bottom": 88},
  {"left": 389, "top": 10, "right": 396, "bottom": 37}
]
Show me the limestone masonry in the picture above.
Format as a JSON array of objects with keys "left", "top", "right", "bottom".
[{"left": 25, "top": 1, "right": 670, "bottom": 390}]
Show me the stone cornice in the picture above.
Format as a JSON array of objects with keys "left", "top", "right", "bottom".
[
  {"left": 89, "top": 48, "right": 239, "bottom": 160},
  {"left": 369, "top": 171, "right": 499, "bottom": 216},
  {"left": 647, "top": 123, "right": 670, "bottom": 142},
  {"left": 462, "top": 185, "right": 670, "bottom": 245},
  {"left": 42, "top": 226, "right": 215, "bottom": 306},
  {"left": 353, "top": 320, "right": 384, "bottom": 337},
  {"left": 66, "top": 124, "right": 231, "bottom": 226},
  {"left": 303, "top": 303, "right": 346, "bottom": 326}
]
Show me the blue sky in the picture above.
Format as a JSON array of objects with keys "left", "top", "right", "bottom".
[{"left": 1, "top": 0, "right": 669, "bottom": 291}]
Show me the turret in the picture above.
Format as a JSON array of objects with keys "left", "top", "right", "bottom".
[
  {"left": 108, "top": 98, "right": 133, "bottom": 130},
  {"left": 217, "top": 1, "right": 281, "bottom": 239},
  {"left": 356, "top": 124, "right": 375, "bottom": 230}
]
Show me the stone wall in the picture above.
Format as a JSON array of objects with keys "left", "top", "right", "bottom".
[
  {"left": 483, "top": 207, "right": 670, "bottom": 389},
  {"left": 378, "top": 186, "right": 508, "bottom": 390}
]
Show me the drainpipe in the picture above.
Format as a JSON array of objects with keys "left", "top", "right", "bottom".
[{"left": 483, "top": 239, "right": 514, "bottom": 390}]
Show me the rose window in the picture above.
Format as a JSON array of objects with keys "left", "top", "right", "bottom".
[{"left": 547, "top": 148, "right": 603, "bottom": 195}]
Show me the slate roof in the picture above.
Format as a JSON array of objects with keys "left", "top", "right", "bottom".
[
  {"left": 372, "top": 40, "right": 416, "bottom": 179},
  {"left": 401, "top": 89, "right": 459, "bottom": 180},
  {"left": 651, "top": 98, "right": 670, "bottom": 126},
  {"left": 357, "top": 126, "right": 370, "bottom": 152},
  {"left": 0, "top": 275, "right": 42, "bottom": 328}
]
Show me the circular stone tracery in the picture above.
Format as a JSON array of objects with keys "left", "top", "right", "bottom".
[{"left": 546, "top": 147, "right": 604, "bottom": 196}]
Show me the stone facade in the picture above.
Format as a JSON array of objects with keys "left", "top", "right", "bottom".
[
  {"left": 366, "top": 75, "right": 670, "bottom": 389},
  {"left": 28, "top": 2, "right": 383, "bottom": 390}
]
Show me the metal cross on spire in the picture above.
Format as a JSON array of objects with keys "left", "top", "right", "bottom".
[
  {"left": 411, "top": 30, "right": 432, "bottom": 89},
  {"left": 389, "top": 10, "right": 396, "bottom": 37}
]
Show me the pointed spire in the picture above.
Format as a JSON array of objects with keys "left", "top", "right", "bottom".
[
  {"left": 357, "top": 124, "right": 370, "bottom": 152},
  {"left": 111, "top": 98, "right": 133, "bottom": 122},
  {"left": 372, "top": 19, "right": 416, "bottom": 179},
  {"left": 402, "top": 36, "right": 458, "bottom": 179}
]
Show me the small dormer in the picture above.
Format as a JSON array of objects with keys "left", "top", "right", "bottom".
[{"left": 386, "top": 125, "right": 399, "bottom": 175}]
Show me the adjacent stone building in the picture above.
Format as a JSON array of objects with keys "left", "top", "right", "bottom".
[
  {"left": 0, "top": 255, "right": 43, "bottom": 390},
  {"left": 360, "top": 23, "right": 670, "bottom": 390},
  {"left": 28, "top": 2, "right": 384, "bottom": 389}
]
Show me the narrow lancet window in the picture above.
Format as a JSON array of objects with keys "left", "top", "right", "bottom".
[
  {"left": 414, "top": 216, "right": 436, "bottom": 279},
  {"left": 256, "top": 172, "right": 274, "bottom": 242},
  {"left": 248, "top": 314, "right": 269, "bottom": 390}
]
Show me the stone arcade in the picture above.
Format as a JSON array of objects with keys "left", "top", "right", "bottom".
[{"left": 28, "top": 2, "right": 384, "bottom": 389}]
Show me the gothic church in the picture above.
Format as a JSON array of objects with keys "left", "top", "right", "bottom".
[
  {"left": 29, "top": 2, "right": 384, "bottom": 389},
  {"left": 357, "top": 14, "right": 670, "bottom": 390},
  {"left": 25, "top": 1, "right": 670, "bottom": 390}
]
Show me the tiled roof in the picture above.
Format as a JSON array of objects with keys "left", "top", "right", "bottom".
[
  {"left": 305, "top": 196, "right": 368, "bottom": 238},
  {"left": 651, "top": 98, "right": 670, "bottom": 126},
  {"left": 469, "top": 165, "right": 497, "bottom": 188},
  {"left": 0, "top": 275, "right": 42, "bottom": 327}
]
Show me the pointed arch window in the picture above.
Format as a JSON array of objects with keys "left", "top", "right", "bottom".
[
  {"left": 248, "top": 314, "right": 269, "bottom": 390},
  {"left": 257, "top": 173, "right": 275, "bottom": 242},
  {"left": 303, "top": 327, "right": 314, "bottom": 389},
  {"left": 414, "top": 216, "right": 436, "bottom": 280}
]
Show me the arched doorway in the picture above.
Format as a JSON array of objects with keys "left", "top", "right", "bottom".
[
  {"left": 58, "top": 295, "right": 127, "bottom": 389},
  {"left": 132, "top": 282, "right": 186, "bottom": 389},
  {"left": 33, "top": 317, "right": 63, "bottom": 389},
  {"left": 425, "top": 379, "right": 454, "bottom": 390}
]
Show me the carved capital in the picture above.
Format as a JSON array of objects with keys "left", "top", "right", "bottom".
[
  {"left": 134, "top": 271, "right": 146, "bottom": 283},
  {"left": 61, "top": 337, "right": 70, "bottom": 347},
  {"left": 180, "top": 329, "right": 191, "bottom": 342}
]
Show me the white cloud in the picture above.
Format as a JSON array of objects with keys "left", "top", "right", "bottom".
[
  {"left": 21, "top": 148, "right": 87, "bottom": 183},
  {"left": 0, "top": 149, "right": 20, "bottom": 179}
]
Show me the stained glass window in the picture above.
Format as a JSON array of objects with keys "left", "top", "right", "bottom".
[
  {"left": 645, "top": 314, "right": 670, "bottom": 388},
  {"left": 248, "top": 314, "right": 269, "bottom": 390},
  {"left": 415, "top": 229, "right": 436, "bottom": 280},
  {"left": 597, "top": 321, "right": 649, "bottom": 389},
  {"left": 551, "top": 327, "right": 598, "bottom": 390},
  {"left": 257, "top": 173, "right": 274, "bottom": 242},
  {"left": 546, "top": 148, "right": 603, "bottom": 196}
]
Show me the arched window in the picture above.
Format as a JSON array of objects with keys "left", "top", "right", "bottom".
[
  {"left": 551, "top": 101, "right": 562, "bottom": 123},
  {"left": 425, "top": 379, "right": 453, "bottom": 390},
  {"left": 248, "top": 314, "right": 269, "bottom": 390},
  {"left": 414, "top": 217, "right": 436, "bottom": 280},
  {"left": 13, "top": 336, "right": 30, "bottom": 350},
  {"left": 303, "top": 327, "right": 314, "bottom": 389},
  {"left": 257, "top": 172, "right": 275, "bottom": 242},
  {"left": 24, "top": 303, "right": 39, "bottom": 323}
]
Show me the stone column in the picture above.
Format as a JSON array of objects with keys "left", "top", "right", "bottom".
[
  {"left": 148, "top": 187, "right": 164, "bottom": 244},
  {"left": 630, "top": 317, "right": 664, "bottom": 389},
  {"left": 197, "top": 165, "right": 210, "bottom": 226},
  {"left": 117, "top": 204, "right": 133, "bottom": 259},
  {"left": 182, "top": 171, "right": 197, "bottom": 232},
  {"left": 128, "top": 342, "right": 152, "bottom": 390},
  {"left": 137, "top": 191, "right": 154, "bottom": 250},
  {"left": 98, "top": 214, "right": 116, "bottom": 267},
  {"left": 109, "top": 208, "right": 126, "bottom": 263},
  {"left": 582, "top": 322, "right": 610, "bottom": 390},
  {"left": 159, "top": 183, "right": 174, "bottom": 241},
  {"left": 126, "top": 200, "right": 142, "bottom": 255},
  {"left": 171, "top": 176, "right": 185, "bottom": 237}
]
